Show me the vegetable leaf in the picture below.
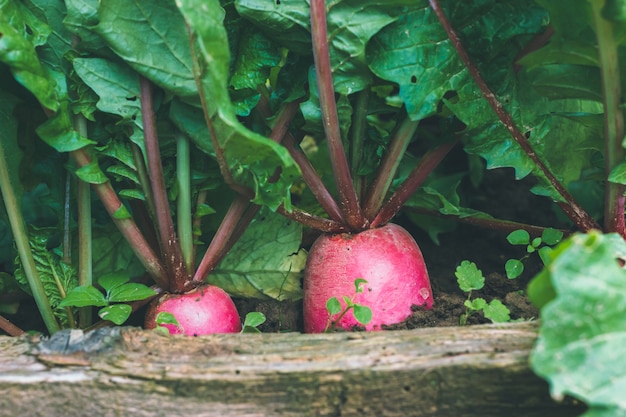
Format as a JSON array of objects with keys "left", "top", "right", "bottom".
[
  {"left": 455, "top": 260, "right": 485, "bottom": 292},
  {"left": 98, "top": 303, "right": 132, "bottom": 325},
  {"left": 59, "top": 286, "right": 108, "bottom": 308},
  {"left": 530, "top": 232, "right": 626, "bottom": 416},
  {"left": 210, "top": 209, "right": 305, "bottom": 300}
]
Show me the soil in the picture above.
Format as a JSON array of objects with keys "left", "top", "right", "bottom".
[{"left": 235, "top": 168, "right": 561, "bottom": 333}]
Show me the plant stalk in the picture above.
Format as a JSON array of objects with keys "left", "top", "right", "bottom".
[
  {"left": 429, "top": 0, "right": 600, "bottom": 233},
  {"left": 310, "top": 0, "right": 366, "bottom": 230},
  {"left": 140, "top": 77, "right": 189, "bottom": 291},
  {"left": 590, "top": 0, "right": 626, "bottom": 237},
  {"left": 176, "top": 133, "right": 194, "bottom": 273},
  {"left": 372, "top": 140, "right": 457, "bottom": 228},
  {"left": 363, "top": 118, "right": 419, "bottom": 220},
  {"left": 74, "top": 115, "right": 93, "bottom": 328},
  {"left": 70, "top": 149, "right": 169, "bottom": 290},
  {"left": 0, "top": 315, "right": 24, "bottom": 337},
  {"left": 0, "top": 136, "right": 60, "bottom": 334},
  {"left": 350, "top": 90, "right": 370, "bottom": 200}
]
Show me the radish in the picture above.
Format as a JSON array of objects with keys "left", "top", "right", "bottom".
[
  {"left": 304, "top": 223, "right": 432, "bottom": 332},
  {"left": 145, "top": 285, "right": 241, "bottom": 335}
]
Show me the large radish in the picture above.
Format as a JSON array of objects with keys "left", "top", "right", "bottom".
[{"left": 304, "top": 223, "right": 432, "bottom": 332}]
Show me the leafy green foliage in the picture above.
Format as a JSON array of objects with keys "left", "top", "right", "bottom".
[
  {"left": 241, "top": 311, "right": 267, "bottom": 333},
  {"left": 14, "top": 228, "right": 78, "bottom": 327},
  {"left": 325, "top": 278, "right": 373, "bottom": 332},
  {"left": 210, "top": 209, "right": 306, "bottom": 300},
  {"left": 505, "top": 228, "right": 564, "bottom": 279},
  {"left": 530, "top": 232, "right": 626, "bottom": 417},
  {"left": 60, "top": 272, "right": 156, "bottom": 325},
  {"left": 454, "top": 260, "right": 510, "bottom": 325}
]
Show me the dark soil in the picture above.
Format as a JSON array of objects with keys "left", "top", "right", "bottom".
[{"left": 235, "top": 168, "right": 563, "bottom": 333}]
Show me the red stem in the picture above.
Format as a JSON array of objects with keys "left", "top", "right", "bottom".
[
  {"left": 140, "top": 77, "right": 189, "bottom": 292},
  {"left": 372, "top": 141, "right": 457, "bottom": 228},
  {"left": 310, "top": 0, "right": 366, "bottom": 231},
  {"left": 0, "top": 314, "right": 24, "bottom": 336},
  {"left": 429, "top": 0, "right": 599, "bottom": 232},
  {"left": 70, "top": 149, "right": 169, "bottom": 289}
]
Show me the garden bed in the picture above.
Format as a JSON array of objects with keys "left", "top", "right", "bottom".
[{"left": 0, "top": 321, "right": 583, "bottom": 417}]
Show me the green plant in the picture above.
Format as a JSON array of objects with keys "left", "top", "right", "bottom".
[
  {"left": 59, "top": 272, "right": 157, "bottom": 325},
  {"left": 455, "top": 261, "right": 511, "bottom": 326},
  {"left": 324, "top": 278, "right": 373, "bottom": 332},
  {"left": 505, "top": 228, "right": 564, "bottom": 279},
  {"left": 241, "top": 312, "right": 267, "bottom": 334}
]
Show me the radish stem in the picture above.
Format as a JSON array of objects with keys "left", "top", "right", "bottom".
[
  {"left": 429, "top": 0, "right": 600, "bottom": 232},
  {"left": 140, "top": 77, "right": 189, "bottom": 291},
  {"left": 310, "top": 0, "right": 366, "bottom": 230},
  {"left": 590, "top": 0, "right": 626, "bottom": 237}
]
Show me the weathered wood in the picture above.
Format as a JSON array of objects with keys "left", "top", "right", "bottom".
[{"left": 0, "top": 321, "right": 583, "bottom": 417}]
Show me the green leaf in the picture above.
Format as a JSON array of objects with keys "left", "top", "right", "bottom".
[
  {"left": 326, "top": 297, "right": 342, "bottom": 316},
  {"left": 235, "top": 0, "right": 405, "bottom": 94},
  {"left": 354, "top": 278, "right": 368, "bottom": 294},
  {"left": 530, "top": 231, "right": 626, "bottom": 415},
  {"left": 209, "top": 209, "right": 305, "bottom": 300},
  {"left": 455, "top": 260, "right": 485, "bottom": 292},
  {"left": 505, "top": 259, "right": 524, "bottom": 279},
  {"left": 608, "top": 161, "right": 626, "bottom": 185},
  {"left": 541, "top": 228, "right": 564, "bottom": 246},
  {"left": 353, "top": 304, "right": 372, "bottom": 325},
  {"left": 176, "top": 0, "right": 300, "bottom": 210},
  {"left": 59, "top": 285, "right": 107, "bottom": 308},
  {"left": 75, "top": 160, "right": 109, "bottom": 184},
  {"left": 14, "top": 227, "right": 79, "bottom": 326},
  {"left": 531, "top": 237, "right": 543, "bottom": 248},
  {"left": 94, "top": 0, "right": 197, "bottom": 100},
  {"left": 0, "top": 1, "right": 59, "bottom": 111},
  {"left": 507, "top": 229, "right": 531, "bottom": 245},
  {"left": 72, "top": 57, "right": 144, "bottom": 145},
  {"left": 464, "top": 298, "right": 487, "bottom": 312},
  {"left": 35, "top": 103, "right": 96, "bottom": 152},
  {"left": 483, "top": 299, "right": 510, "bottom": 323},
  {"left": 98, "top": 303, "right": 132, "bottom": 325},
  {"left": 156, "top": 311, "right": 180, "bottom": 327},
  {"left": 97, "top": 272, "right": 130, "bottom": 293},
  {"left": 243, "top": 311, "right": 266, "bottom": 328},
  {"left": 108, "top": 282, "right": 157, "bottom": 303}
]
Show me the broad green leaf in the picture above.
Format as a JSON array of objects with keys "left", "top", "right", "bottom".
[
  {"left": 530, "top": 232, "right": 626, "bottom": 416},
  {"left": 326, "top": 297, "right": 342, "bottom": 316},
  {"left": 354, "top": 278, "right": 367, "bottom": 293},
  {"left": 507, "top": 230, "right": 531, "bottom": 245},
  {"left": 242, "top": 311, "right": 267, "bottom": 331},
  {"left": 608, "top": 161, "right": 626, "bottom": 185},
  {"left": 97, "top": 272, "right": 129, "bottom": 293},
  {"left": 75, "top": 160, "right": 109, "bottom": 184},
  {"left": 155, "top": 311, "right": 180, "bottom": 327},
  {"left": 59, "top": 286, "right": 107, "bottom": 308},
  {"left": 94, "top": 0, "right": 197, "bottom": 100},
  {"left": 14, "top": 227, "right": 78, "bottom": 326},
  {"left": 455, "top": 260, "right": 485, "bottom": 292},
  {"left": 483, "top": 299, "right": 510, "bottom": 323},
  {"left": 98, "top": 303, "right": 132, "bottom": 325},
  {"left": 72, "top": 58, "right": 144, "bottom": 145},
  {"left": 464, "top": 297, "right": 487, "bottom": 312},
  {"left": 0, "top": 0, "right": 59, "bottom": 110},
  {"left": 353, "top": 304, "right": 372, "bottom": 325},
  {"left": 175, "top": 0, "right": 300, "bottom": 210},
  {"left": 541, "top": 228, "right": 564, "bottom": 246},
  {"left": 505, "top": 259, "right": 524, "bottom": 279},
  {"left": 87, "top": 225, "right": 147, "bottom": 280},
  {"left": 210, "top": 209, "right": 305, "bottom": 300},
  {"left": 108, "top": 282, "right": 157, "bottom": 303},
  {"left": 64, "top": 0, "right": 109, "bottom": 54},
  {"left": 235, "top": 0, "right": 406, "bottom": 94}
]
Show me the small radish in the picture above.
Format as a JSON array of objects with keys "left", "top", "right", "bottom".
[
  {"left": 145, "top": 285, "right": 241, "bottom": 335},
  {"left": 304, "top": 223, "right": 432, "bottom": 332}
]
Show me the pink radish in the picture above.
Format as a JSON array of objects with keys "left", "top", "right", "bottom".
[
  {"left": 304, "top": 223, "right": 432, "bottom": 332},
  {"left": 145, "top": 285, "right": 241, "bottom": 335}
]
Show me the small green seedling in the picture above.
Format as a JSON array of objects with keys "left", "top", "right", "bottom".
[
  {"left": 241, "top": 312, "right": 267, "bottom": 333},
  {"left": 325, "top": 278, "right": 373, "bottom": 332},
  {"left": 455, "top": 261, "right": 510, "bottom": 325},
  {"left": 60, "top": 272, "right": 157, "bottom": 325},
  {"left": 154, "top": 311, "right": 182, "bottom": 335},
  {"left": 505, "top": 228, "right": 564, "bottom": 279}
]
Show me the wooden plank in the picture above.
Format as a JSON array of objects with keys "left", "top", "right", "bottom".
[{"left": 0, "top": 321, "right": 583, "bottom": 417}]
